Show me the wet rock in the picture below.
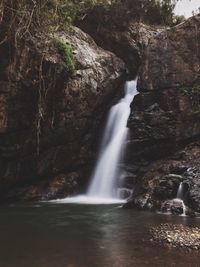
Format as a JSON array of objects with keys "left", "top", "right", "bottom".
[
  {"left": 153, "top": 174, "right": 183, "bottom": 200},
  {"left": 125, "top": 142, "right": 200, "bottom": 214},
  {"left": 4, "top": 172, "right": 79, "bottom": 202},
  {"left": 161, "top": 199, "right": 184, "bottom": 215}
]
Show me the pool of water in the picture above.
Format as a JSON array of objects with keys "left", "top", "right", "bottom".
[{"left": 0, "top": 203, "right": 199, "bottom": 267}]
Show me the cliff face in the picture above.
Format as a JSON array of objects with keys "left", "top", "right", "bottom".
[
  {"left": 0, "top": 11, "right": 125, "bottom": 201},
  {"left": 126, "top": 15, "right": 200, "bottom": 214},
  {"left": 133, "top": 15, "right": 200, "bottom": 157},
  {"left": 138, "top": 15, "right": 200, "bottom": 91}
]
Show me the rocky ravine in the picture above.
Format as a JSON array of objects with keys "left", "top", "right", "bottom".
[
  {"left": 0, "top": 1, "right": 200, "bottom": 211},
  {"left": 125, "top": 15, "right": 200, "bottom": 214},
  {"left": 0, "top": 9, "right": 125, "bottom": 202}
]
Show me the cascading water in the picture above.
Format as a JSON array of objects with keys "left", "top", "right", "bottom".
[
  {"left": 176, "top": 182, "right": 184, "bottom": 199},
  {"left": 52, "top": 80, "right": 137, "bottom": 204},
  {"left": 87, "top": 80, "right": 137, "bottom": 199},
  {"left": 175, "top": 182, "right": 186, "bottom": 216}
]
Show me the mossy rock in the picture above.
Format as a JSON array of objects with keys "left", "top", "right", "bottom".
[{"left": 55, "top": 38, "right": 75, "bottom": 75}]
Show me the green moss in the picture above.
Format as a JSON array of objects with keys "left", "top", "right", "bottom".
[{"left": 55, "top": 38, "right": 75, "bottom": 75}]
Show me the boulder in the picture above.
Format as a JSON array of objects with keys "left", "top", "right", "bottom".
[
  {"left": 0, "top": 22, "right": 125, "bottom": 201},
  {"left": 125, "top": 142, "right": 200, "bottom": 214},
  {"left": 161, "top": 199, "right": 184, "bottom": 215}
]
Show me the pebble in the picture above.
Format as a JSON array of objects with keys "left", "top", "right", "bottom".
[{"left": 150, "top": 223, "right": 200, "bottom": 250}]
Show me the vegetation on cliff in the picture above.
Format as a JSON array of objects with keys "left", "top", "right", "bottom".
[
  {"left": 180, "top": 85, "right": 200, "bottom": 110},
  {"left": 0, "top": 0, "right": 185, "bottom": 41},
  {"left": 55, "top": 38, "right": 75, "bottom": 74}
]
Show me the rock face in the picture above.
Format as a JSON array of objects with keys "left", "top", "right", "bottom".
[
  {"left": 138, "top": 15, "right": 200, "bottom": 91},
  {"left": 0, "top": 17, "right": 125, "bottom": 201},
  {"left": 129, "top": 15, "right": 200, "bottom": 160},
  {"left": 125, "top": 15, "right": 200, "bottom": 214},
  {"left": 76, "top": 6, "right": 162, "bottom": 77}
]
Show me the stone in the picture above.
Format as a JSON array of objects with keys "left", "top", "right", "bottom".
[
  {"left": 0, "top": 14, "right": 125, "bottom": 201},
  {"left": 138, "top": 14, "right": 200, "bottom": 91},
  {"left": 150, "top": 223, "right": 200, "bottom": 250},
  {"left": 125, "top": 142, "right": 200, "bottom": 214}
]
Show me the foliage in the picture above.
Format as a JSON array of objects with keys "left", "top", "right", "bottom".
[
  {"left": 0, "top": 0, "right": 186, "bottom": 42},
  {"left": 180, "top": 85, "right": 200, "bottom": 110},
  {"left": 40, "top": 0, "right": 119, "bottom": 30},
  {"left": 55, "top": 38, "right": 75, "bottom": 74},
  {"left": 75, "top": 0, "right": 185, "bottom": 29},
  {"left": 173, "top": 15, "right": 186, "bottom": 25}
]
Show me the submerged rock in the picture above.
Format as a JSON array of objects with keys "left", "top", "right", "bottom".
[{"left": 161, "top": 199, "right": 184, "bottom": 215}]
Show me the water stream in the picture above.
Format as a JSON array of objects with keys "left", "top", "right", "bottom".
[{"left": 175, "top": 182, "right": 186, "bottom": 216}]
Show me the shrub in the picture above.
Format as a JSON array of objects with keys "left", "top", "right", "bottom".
[
  {"left": 173, "top": 15, "right": 186, "bottom": 25},
  {"left": 180, "top": 85, "right": 200, "bottom": 110}
]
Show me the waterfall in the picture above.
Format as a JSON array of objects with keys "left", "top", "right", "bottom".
[
  {"left": 87, "top": 80, "right": 137, "bottom": 199},
  {"left": 175, "top": 182, "right": 186, "bottom": 216},
  {"left": 51, "top": 80, "right": 137, "bottom": 204}
]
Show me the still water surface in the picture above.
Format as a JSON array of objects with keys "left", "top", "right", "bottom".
[{"left": 0, "top": 203, "right": 200, "bottom": 267}]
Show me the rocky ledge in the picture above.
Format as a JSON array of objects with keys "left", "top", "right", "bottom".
[{"left": 150, "top": 224, "right": 200, "bottom": 250}]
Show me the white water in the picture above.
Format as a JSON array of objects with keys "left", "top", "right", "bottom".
[
  {"left": 176, "top": 182, "right": 184, "bottom": 199},
  {"left": 49, "top": 195, "right": 125, "bottom": 204},
  {"left": 52, "top": 80, "right": 137, "bottom": 204},
  {"left": 87, "top": 80, "right": 137, "bottom": 199},
  {"left": 175, "top": 182, "right": 186, "bottom": 216}
]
